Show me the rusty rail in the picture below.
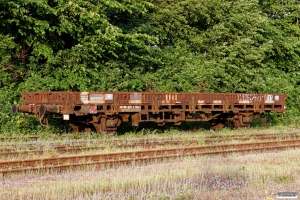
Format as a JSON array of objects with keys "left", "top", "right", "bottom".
[
  {"left": 0, "top": 141, "right": 195, "bottom": 158},
  {"left": 0, "top": 136, "right": 40, "bottom": 142},
  {"left": 1, "top": 132, "right": 298, "bottom": 148},
  {"left": 0, "top": 133, "right": 299, "bottom": 158},
  {"left": 1, "top": 139, "right": 300, "bottom": 175}
]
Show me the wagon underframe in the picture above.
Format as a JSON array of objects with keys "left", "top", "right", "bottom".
[{"left": 13, "top": 92, "right": 286, "bottom": 134}]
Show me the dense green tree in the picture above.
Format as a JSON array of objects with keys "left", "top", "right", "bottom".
[
  {"left": 259, "top": 0, "right": 300, "bottom": 73},
  {"left": 0, "top": 34, "right": 17, "bottom": 87},
  {"left": 146, "top": 0, "right": 274, "bottom": 92},
  {"left": 190, "top": 0, "right": 276, "bottom": 92},
  {"left": 0, "top": 0, "right": 159, "bottom": 92},
  {"left": 258, "top": 0, "right": 300, "bottom": 114},
  {"left": 144, "top": 47, "right": 209, "bottom": 92},
  {"left": 146, "top": 0, "right": 300, "bottom": 95},
  {"left": 1, "top": 0, "right": 300, "bottom": 132}
]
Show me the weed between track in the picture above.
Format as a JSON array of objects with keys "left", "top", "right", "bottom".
[
  {"left": 1, "top": 149, "right": 300, "bottom": 199},
  {"left": 1, "top": 126, "right": 300, "bottom": 199}
]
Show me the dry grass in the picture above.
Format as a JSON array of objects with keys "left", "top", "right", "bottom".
[
  {"left": 0, "top": 127, "right": 300, "bottom": 162},
  {"left": 1, "top": 126, "right": 300, "bottom": 199},
  {"left": 1, "top": 148, "right": 300, "bottom": 199}
]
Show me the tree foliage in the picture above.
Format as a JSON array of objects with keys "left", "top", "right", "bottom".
[{"left": 1, "top": 0, "right": 300, "bottom": 132}]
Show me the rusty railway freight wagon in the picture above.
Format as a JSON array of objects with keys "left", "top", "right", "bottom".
[{"left": 12, "top": 92, "right": 286, "bottom": 134}]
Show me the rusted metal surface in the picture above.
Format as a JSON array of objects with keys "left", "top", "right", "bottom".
[
  {"left": 0, "top": 133, "right": 297, "bottom": 158},
  {"left": 1, "top": 132, "right": 297, "bottom": 152},
  {"left": 0, "top": 136, "right": 40, "bottom": 142},
  {"left": 13, "top": 92, "right": 286, "bottom": 133},
  {"left": 1, "top": 139, "right": 299, "bottom": 175},
  {"left": 1, "top": 133, "right": 300, "bottom": 158}
]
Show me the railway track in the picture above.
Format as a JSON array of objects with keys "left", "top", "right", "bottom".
[
  {"left": 1, "top": 139, "right": 300, "bottom": 176},
  {"left": 0, "top": 141, "right": 194, "bottom": 158},
  {"left": 1, "top": 132, "right": 299, "bottom": 149},
  {"left": 0, "top": 136, "right": 40, "bottom": 142},
  {"left": 0, "top": 133, "right": 299, "bottom": 158},
  {"left": 1, "top": 132, "right": 297, "bottom": 143}
]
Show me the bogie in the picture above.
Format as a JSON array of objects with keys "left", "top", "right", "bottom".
[{"left": 13, "top": 92, "right": 286, "bottom": 134}]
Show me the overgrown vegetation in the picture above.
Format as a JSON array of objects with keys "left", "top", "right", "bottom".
[
  {"left": 2, "top": 147, "right": 300, "bottom": 199},
  {"left": 1, "top": 0, "right": 299, "bottom": 133}
]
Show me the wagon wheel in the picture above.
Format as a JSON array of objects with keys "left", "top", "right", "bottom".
[
  {"left": 210, "top": 120, "right": 225, "bottom": 130},
  {"left": 69, "top": 123, "right": 94, "bottom": 133},
  {"left": 92, "top": 116, "right": 119, "bottom": 135},
  {"left": 232, "top": 119, "right": 250, "bottom": 129},
  {"left": 69, "top": 123, "right": 84, "bottom": 133},
  {"left": 261, "top": 113, "right": 267, "bottom": 127},
  {"left": 231, "top": 113, "right": 253, "bottom": 129}
]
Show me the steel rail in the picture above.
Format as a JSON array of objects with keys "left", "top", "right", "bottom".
[
  {"left": 0, "top": 132, "right": 298, "bottom": 149},
  {"left": 0, "top": 136, "right": 40, "bottom": 142},
  {"left": 0, "top": 128, "right": 295, "bottom": 143},
  {"left": 0, "top": 134, "right": 299, "bottom": 158},
  {"left": 3, "top": 143, "right": 298, "bottom": 175},
  {"left": 1, "top": 139, "right": 300, "bottom": 175},
  {"left": 1, "top": 144, "right": 299, "bottom": 176},
  {"left": 0, "top": 137, "right": 296, "bottom": 157},
  {"left": 0, "top": 141, "right": 196, "bottom": 158}
]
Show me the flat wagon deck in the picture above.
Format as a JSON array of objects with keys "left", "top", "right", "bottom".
[{"left": 13, "top": 92, "right": 286, "bottom": 134}]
